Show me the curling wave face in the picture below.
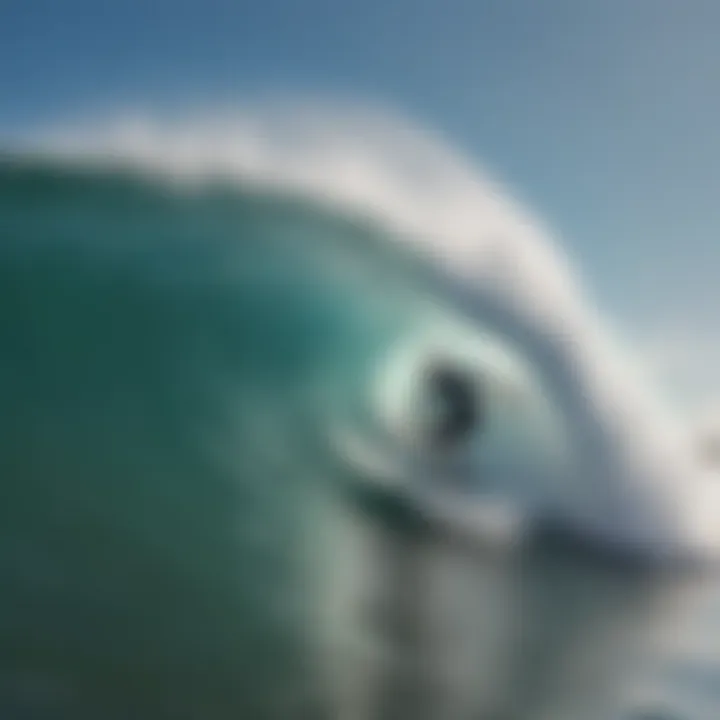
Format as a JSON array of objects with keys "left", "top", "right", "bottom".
[
  {"left": 18, "top": 103, "right": 720, "bottom": 559},
  {"left": 0, "top": 103, "right": 718, "bottom": 717},
  {"left": 0, "top": 146, "right": 570, "bottom": 717}
]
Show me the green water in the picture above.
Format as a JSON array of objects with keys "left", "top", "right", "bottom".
[{"left": 0, "top": 157, "right": 717, "bottom": 720}]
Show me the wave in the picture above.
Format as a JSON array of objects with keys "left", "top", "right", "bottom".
[
  {"left": 9, "top": 102, "right": 718, "bottom": 559},
  {"left": 3, "top": 100, "right": 720, "bottom": 717}
]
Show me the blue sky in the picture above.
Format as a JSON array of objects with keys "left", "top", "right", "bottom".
[{"left": 1, "top": 0, "right": 719, "bottom": 399}]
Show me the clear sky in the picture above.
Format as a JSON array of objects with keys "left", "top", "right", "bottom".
[{"left": 1, "top": 0, "right": 719, "bottom": 401}]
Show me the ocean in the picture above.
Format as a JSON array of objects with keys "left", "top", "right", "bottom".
[{"left": 1, "top": 107, "right": 719, "bottom": 719}]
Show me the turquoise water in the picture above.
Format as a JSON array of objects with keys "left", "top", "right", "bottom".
[
  {"left": 0, "top": 154, "right": 719, "bottom": 720},
  {"left": 0, "top": 157, "right": 419, "bottom": 717}
]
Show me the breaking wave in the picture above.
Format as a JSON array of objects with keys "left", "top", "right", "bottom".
[
  {"left": 9, "top": 102, "right": 716, "bottom": 558},
  {"left": 3, "top": 100, "right": 720, "bottom": 718}
]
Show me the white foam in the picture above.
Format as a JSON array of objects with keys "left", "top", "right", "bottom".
[{"left": 19, "top": 100, "right": 720, "bottom": 559}]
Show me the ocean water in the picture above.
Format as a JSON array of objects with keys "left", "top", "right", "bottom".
[{"left": 1, "top": 107, "right": 720, "bottom": 720}]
